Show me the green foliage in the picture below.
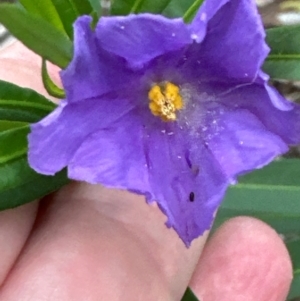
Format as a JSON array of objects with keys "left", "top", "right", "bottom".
[
  {"left": 88, "top": 0, "right": 101, "bottom": 16},
  {"left": 0, "top": 158, "right": 68, "bottom": 210},
  {"left": 0, "top": 81, "right": 69, "bottom": 210},
  {"left": 264, "top": 25, "right": 300, "bottom": 80},
  {"left": 0, "top": 80, "right": 55, "bottom": 123},
  {"left": 111, "top": 0, "right": 204, "bottom": 17},
  {"left": 0, "top": 3, "right": 73, "bottom": 68},
  {"left": 42, "top": 0, "right": 78, "bottom": 38},
  {"left": 181, "top": 288, "right": 199, "bottom": 301},
  {"left": 71, "top": 0, "right": 93, "bottom": 15},
  {"left": 0, "top": 122, "right": 29, "bottom": 164},
  {"left": 183, "top": 0, "right": 204, "bottom": 23},
  {"left": 111, "top": 0, "right": 172, "bottom": 15},
  {"left": 215, "top": 159, "right": 300, "bottom": 235},
  {"left": 19, "top": 0, "right": 94, "bottom": 38},
  {"left": 19, "top": 0, "right": 68, "bottom": 36},
  {"left": 138, "top": 0, "right": 172, "bottom": 14},
  {"left": 41, "top": 59, "right": 66, "bottom": 99},
  {"left": 163, "top": 0, "right": 195, "bottom": 18}
]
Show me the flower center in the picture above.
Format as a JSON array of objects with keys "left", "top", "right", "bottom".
[{"left": 148, "top": 82, "right": 183, "bottom": 121}]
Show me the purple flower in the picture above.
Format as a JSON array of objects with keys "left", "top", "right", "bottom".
[{"left": 28, "top": 0, "right": 300, "bottom": 246}]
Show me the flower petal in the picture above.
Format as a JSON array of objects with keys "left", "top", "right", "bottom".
[
  {"left": 68, "top": 109, "right": 229, "bottom": 246},
  {"left": 68, "top": 114, "right": 150, "bottom": 192},
  {"left": 144, "top": 126, "right": 228, "bottom": 246},
  {"left": 28, "top": 94, "right": 136, "bottom": 175},
  {"left": 60, "top": 16, "right": 138, "bottom": 102},
  {"left": 189, "top": 0, "right": 229, "bottom": 42},
  {"left": 95, "top": 14, "right": 192, "bottom": 69},
  {"left": 213, "top": 82, "right": 300, "bottom": 145},
  {"left": 204, "top": 105, "right": 288, "bottom": 179},
  {"left": 28, "top": 6, "right": 300, "bottom": 248},
  {"left": 257, "top": 70, "right": 293, "bottom": 111},
  {"left": 187, "top": 0, "right": 269, "bottom": 81}
]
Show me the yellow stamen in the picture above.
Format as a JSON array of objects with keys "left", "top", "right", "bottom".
[{"left": 148, "top": 82, "right": 183, "bottom": 121}]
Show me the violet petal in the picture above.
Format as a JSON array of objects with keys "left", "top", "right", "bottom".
[
  {"left": 61, "top": 16, "right": 139, "bottom": 102},
  {"left": 95, "top": 14, "right": 192, "bottom": 69}
]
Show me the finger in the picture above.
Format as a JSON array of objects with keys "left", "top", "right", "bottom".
[
  {"left": 0, "top": 202, "right": 38, "bottom": 286},
  {"left": 0, "top": 42, "right": 47, "bottom": 286},
  {"left": 189, "top": 217, "right": 292, "bottom": 301},
  {"left": 0, "top": 41, "right": 61, "bottom": 100},
  {"left": 0, "top": 183, "right": 208, "bottom": 301}
]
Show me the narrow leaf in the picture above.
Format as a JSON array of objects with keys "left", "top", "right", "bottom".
[
  {"left": 51, "top": 0, "right": 79, "bottom": 38},
  {"left": 0, "top": 120, "right": 28, "bottom": 131},
  {"left": 88, "top": 0, "right": 101, "bottom": 15},
  {"left": 215, "top": 159, "right": 300, "bottom": 235},
  {"left": 19, "top": 0, "right": 68, "bottom": 36},
  {"left": 0, "top": 156, "right": 69, "bottom": 210},
  {"left": 0, "top": 82, "right": 68, "bottom": 210},
  {"left": 0, "top": 4, "right": 73, "bottom": 68},
  {"left": 42, "top": 59, "right": 66, "bottom": 99},
  {"left": 162, "top": 0, "right": 195, "bottom": 18},
  {"left": 0, "top": 80, "right": 55, "bottom": 108},
  {"left": 181, "top": 288, "right": 199, "bottom": 301},
  {"left": 264, "top": 25, "right": 300, "bottom": 80},
  {"left": 0, "top": 124, "right": 30, "bottom": 164},
  {"left": 130, "top": 0, "right": 146, "bottom": 13},
  {"left": 138, "top": 0, "right": 172, "bottom": 14},
  {"left": 111, "top": 0, "right": 134, "bottom": 15},
  {"left": 0, "top": 99, "right": 54, "bottom": 123},
  {"left": 0, "top": 80, "right": 55, "bottom": 122},
  {"left": 72, "top": 0, "right": 93, "bottom": 15},
  {"left": 183, "top": 0, "right": 204, "bottom": 23},
  {"left": 112, "top": 0, "right": 172, "bottom": 15}
]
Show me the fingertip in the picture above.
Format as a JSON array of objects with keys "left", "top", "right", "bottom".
[
  {"left": 189, "top": 216, "right": 292, "bottom": 301},
  {"left": 0, "top": 202, "right": 38, "bottom": 286}
]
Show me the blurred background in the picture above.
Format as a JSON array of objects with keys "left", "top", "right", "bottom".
[{"left": 2, "top": 0, "right": 300, "bottom": 47}]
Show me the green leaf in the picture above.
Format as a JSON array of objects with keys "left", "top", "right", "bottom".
[
  {"left": 48, "top": 0, "right": 79, "bottom": 38},
  {"left": 0, "top": 123, "right": 30, "bottom": 164},
  {"left": 215, "top": 159, "right": 300, "bottom": 235},
  {"left": 0, "top": 3, "right": 73, "bottom": 68},
  {"left": 138, "top": 0, "right": 172, "bottom": 14},
  {"left": 111, "top": 0, "right": 134, "bottom": 15},
  {"left": 287, "top": 239, "right": 300, "bottom": 300},
  {"left": 183, "top": 0, "right": 204, "bottom": 23},
  {"left": 71, "top": 0, "right": 93, "bottom": 15},
  {"left": 130, "top": 0, "right": 146, "bottom": 13},
  {"left": 264, "top": 25, "right": 300, "bottom": 80},
  {"left": 0, "top": 82, "right": 69, "bottom": 210},
  {"left": 162, "top": 0, "right": 195, "bottom": 18},
  {"left": 0, "top": 80, "right": 55, "bottom": 108},
  {"left": 0, "top": 120, "right": 30, "bottom": 164},
  {"left": 19, "top": 0, "right": 68, "bottom": 36},
  {"left": 88, "top": 0, "right": 101, "bottom": 15},
  {"left": 0, "top": 120, "right": 28, "bottom": 131},
  {"left": 181, "top": 288, "right": 199, "bottom": 301},
  {"left": 42, "top": 59, "right": 66, "bottom": 99},
  {"left": 112, "top": 0, "right": 172, "bottom": 15},
  {"left": 0, "top": 156, "right": 69, "bottom": 210},
  {"left": 0, "top": 82, "right": 54, "bottom": 162},
  {"left": 0, "top": 80, "right": 56, "bottom": 122}
]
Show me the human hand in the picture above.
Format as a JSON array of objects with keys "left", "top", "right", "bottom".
[{"left": 0, "top": 42, "right": 293, "bottom": 301}]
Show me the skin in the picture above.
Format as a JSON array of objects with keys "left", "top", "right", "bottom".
[{"left": 0, "top": 41, "right": 293, "bottom": 301}]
